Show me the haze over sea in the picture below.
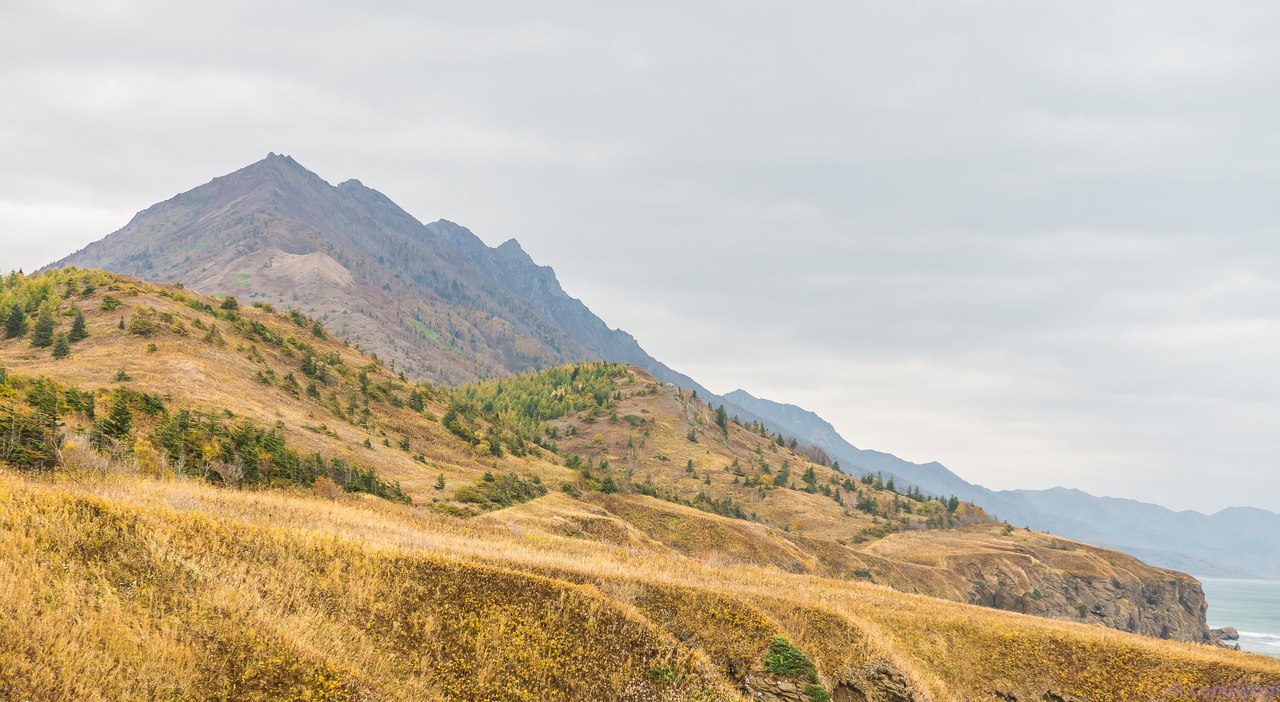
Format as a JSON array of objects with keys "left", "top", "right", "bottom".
[{"left": 1202, "top": 578, "right": 1280, "bottom": 658}]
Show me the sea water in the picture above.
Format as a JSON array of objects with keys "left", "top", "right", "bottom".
[{"left": 1201, "top": 577, "right": 1280, "bottom": 658}]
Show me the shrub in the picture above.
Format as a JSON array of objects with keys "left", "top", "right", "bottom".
[
  {"left": 645, "top": 666, "right": 675, "bottom": 683},
  {"left": 763, "top": 636, "right": 818, "bottom": 683},
  {"left": 805, "top": 683, "right": 831, "bottom": 702},
  {"left": 128, "top": 314, "right": 156, "bottom": 337},
  {"left": 312, "top": 476, "right": 345, "bottom": 500},
  {"left": 454, "top": 472, "right": 547, "bottom": 509}
]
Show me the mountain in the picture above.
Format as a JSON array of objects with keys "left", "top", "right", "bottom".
[
  {"left": 49, "top": 153, "right": 1276, "bottom": 574},
  {"left": 52, "top": 153, "right": 705, "bottom": 392},
  {"left": 4, "top": 268, "right": 1269, "bottom": 699},
  {"left": 725, "top": 388, "right": 1280, "bottom": 578}
]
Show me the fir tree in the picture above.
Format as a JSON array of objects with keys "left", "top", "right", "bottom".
[
  {"left": 68, "top": 309, "right": 89, "bottom": 342},
  {"left": 714, "top": 404, "right": 728, "bottom": 434},
  {"left": 98, "top": 389, "right": 134, "bottom": 440},
  {"left": 3, "top": 303, "right": 26, "bottom": 339},
  {"left": 30, "top": 305, "right": 55, "bottom": 348},
  {"left": 52, "top": 332, "right": 70, "bottom": 359}
]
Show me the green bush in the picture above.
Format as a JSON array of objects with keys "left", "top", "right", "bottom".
[
  {"left": 645, "top": 666, "right": 675, "bottom": 683},
  {"left": 763, "top": 636, "right": 818, "bottom": 683},
  {"left": 805, "top": 683, "right": 831, "bottom": 702},
  {"left": 454, "top": 472, "right": 547, "bottom": 508}
]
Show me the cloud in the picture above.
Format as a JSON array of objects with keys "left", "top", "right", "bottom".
[{"left": 2, "top": 0, "right": 1278, "bottom": 512}]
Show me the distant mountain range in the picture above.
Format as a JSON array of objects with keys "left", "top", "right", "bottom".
[
  {"left": 53, "top": 153, "right": 1280, "bottom": 578},
  {"left": 727, "top": 389, "right": 1280, "bottom": 578}
]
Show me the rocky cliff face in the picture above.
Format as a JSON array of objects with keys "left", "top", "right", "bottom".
[
  {"left": 861, "top": 526, "right": 1212, "bottom": 644},
  {"left": 962, "top": 558, "right": 1210, "bottom": 642}
]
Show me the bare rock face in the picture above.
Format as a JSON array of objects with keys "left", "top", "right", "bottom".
[
  {"left": 742, "top": 674, "right": 809, "bottom": 702},
  {"left": 862, "top": 527, "right": 1213, "bottom": 643},
  {"left": 831, "top": 661, "right": 918, "bottom": 702},
  {"left": 963, "top": 559, "right": 1211, "bottom": 643},
  {"left": 745, "top": 660, "right": 922, "bottom": 702}
]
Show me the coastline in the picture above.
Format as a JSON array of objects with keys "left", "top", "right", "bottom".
[{"left": 1200, "top": 576, "right": 1280, "bottom": 658}]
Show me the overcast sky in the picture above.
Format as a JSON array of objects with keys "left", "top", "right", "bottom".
[{"left": 3, "top": 1, "right": 1278, "bottom": 514}]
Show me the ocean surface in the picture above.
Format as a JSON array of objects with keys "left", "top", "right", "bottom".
[{"left": 1201, "top": 577, "right": 1280, "bottom": 657}]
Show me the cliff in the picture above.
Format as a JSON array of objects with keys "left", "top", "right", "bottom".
[{"left": 861, "top": 526, "right": 1211, "bottom": 643}]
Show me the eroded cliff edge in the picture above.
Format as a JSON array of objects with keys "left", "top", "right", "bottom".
[{"left": 858, "top": 525, "right": 1211, "bottom": 643}]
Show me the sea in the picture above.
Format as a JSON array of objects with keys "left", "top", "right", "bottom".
[{"left": 1200, "top": 577, "right": 1280, "bottom": 657}]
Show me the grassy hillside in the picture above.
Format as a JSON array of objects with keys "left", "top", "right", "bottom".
[
  {"left": 4, "top": 465, "right": 1280, "bottom": 701},
  {"left": 2, "top": 268, "right": 1276, "bottom": 700}
]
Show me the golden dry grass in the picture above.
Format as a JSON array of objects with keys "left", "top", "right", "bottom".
[{"left": 3, "top": 468, "right": 1280, "bottom": 701}]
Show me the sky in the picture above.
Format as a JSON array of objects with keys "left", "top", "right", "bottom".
[{"left": 2, "top": 1, "right": 1278, "bottom": 514}]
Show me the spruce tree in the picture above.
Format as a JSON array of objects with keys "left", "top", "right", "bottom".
[
  {"left": 3, "top": 303, "right": 26, "bottom": 338},
  {"left": 30, "top": 305, "right": 55, "bottom": 348},
  {"left": 99, "top": 389, "right": 133, "bottom": 440},
  {"left": 52, "top": 332, "right": 70, "bottom": 359},
  {"left": 69, "top": 309, "right": 89, "bottom": 342}
]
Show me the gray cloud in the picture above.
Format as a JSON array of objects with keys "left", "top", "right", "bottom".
[{"left": 2, "top": 0, "right": 1278, "bottom": 512}]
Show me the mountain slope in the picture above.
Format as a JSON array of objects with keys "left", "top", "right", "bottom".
[
  {"left": 725, "top": 388, "right": 1280, "bottom": 578},
  {"left": 2, "top": 268, "right": 1276, "bottom": 700},
  {"left": 427, "top": 218, "right": 715, "bottom": 392},
  {"left": 48, "top": 152, "right": 1277, "bottom": 576},
  {"left": 52, "top": 154, "right": 726, "bottom": 400},
  {"left": 51, "top": 153, "right": 596, "bottom": 383}
]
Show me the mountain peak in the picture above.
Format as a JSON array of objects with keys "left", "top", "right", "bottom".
[
  {"left": 494, "top": 238, "right": 534, "bottom": 264},
  {"left": 235, "top": 152, "right": 321, "bottom": 183}
]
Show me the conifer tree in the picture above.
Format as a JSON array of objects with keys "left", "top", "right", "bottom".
[
  {"left": 69, "top": 309, "right": 89, "bottom": 342},
  {"left": 52, "top": 332, "right": 70, "bottom": 359},
  {"left": 30, "top": 304, "right": 55, "bottom": 348},
  {"left": 99, "top": 389, "right": 134, "bottom": 440},
  {"left": 3, "top": 303, "right": 26, "bottom": 338}
]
